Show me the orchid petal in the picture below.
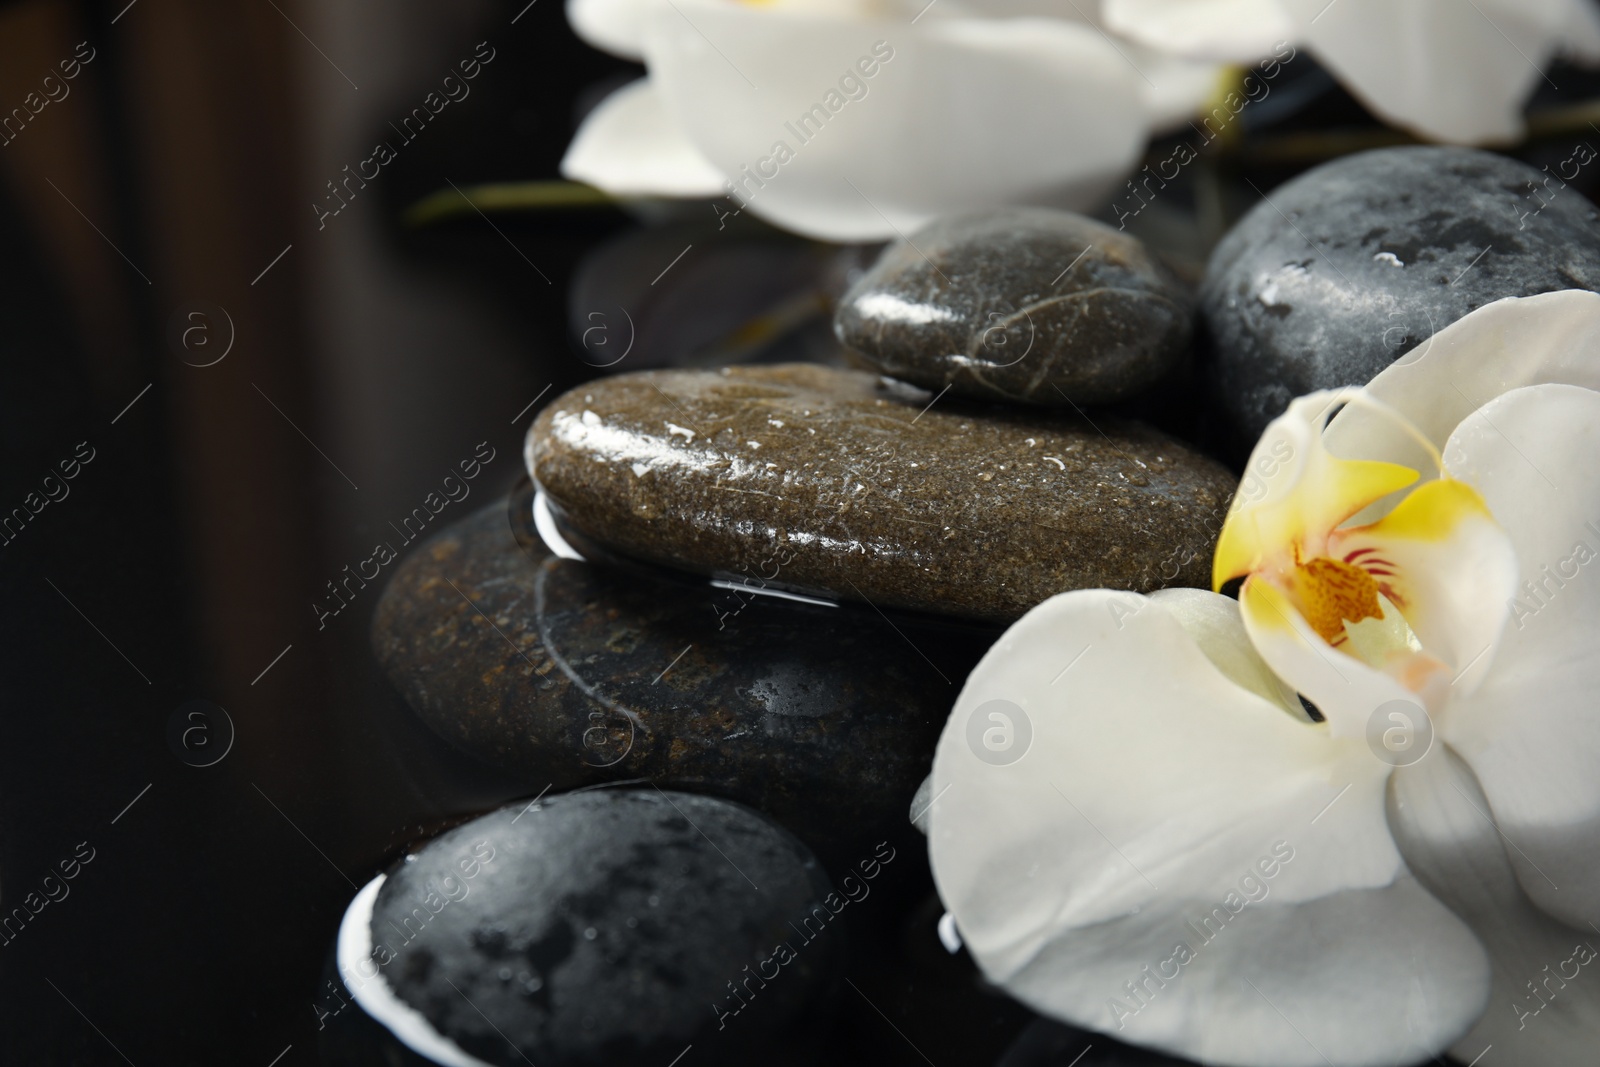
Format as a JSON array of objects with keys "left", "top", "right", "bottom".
[
  {"left": 757, "top": 0, "right": 886, "bottom": 14},
  {"left": 1215, "top": 390, "right": 1418, "bottom": 589},
  {"left": 1438, "top": 382, "right": 1600, "bottom": 930},
  {"left": 567, "top": 0, "right": 661, "bottom": 60},
  {"left": 910, "top": 773, "right": 934, "bottom": 835},
  {"left": 929, "top": 588, "right": 1487, "bottom": 1067},
  {"left": 934, "top": 0, "right": 1095, "bottom": 19},
  {"left": 561, "top": 79, "right": 730, "bottom": 198},
  {"left": 1239, "top": 577, "right": 1423, "bottom": 740},
  {"left": 1390, "top": 746, "right": 1600, "bottom": 1067},
  {"left": 641, "top": 3, "right": 1148, "bottom": 241},
  {"left": 1279, "top": 0, "right": 1568, "bottom": 144},
  {"left": 1329, "top": 478, "right": 1517, "bottom": 695},
  {"left": 1560, "top": 0, "right": 1600, "bottom": 64},
  {"left": 1235, "top": 575, "right": 1427, "bottom": 742},
  {"left": 1103, "top": 0, "right": 1294, "bottom": 63},
  {"left": 1148, "top": 587, "right": 1306, "bottom": 720},
  {"left": 1328, "top": 291, "right": 1600, "bottom": 474},
  {"left": 1129, "top": 45, "right": 1229, "bottom": 132}
]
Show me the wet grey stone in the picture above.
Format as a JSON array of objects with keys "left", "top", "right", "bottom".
[
  {"left": 1202, "top": 145, "right": 1600, "bottom": 441},
  {"left": 834, "top": 208, "right": 1193, "bottom": 406},
  {"left": 363, "top": 790, "right": 844, "bottom": 1066},
  {"left": 371, "top": 492, "right": 986, "bottom": 859},
  {"left": 527, "top": 364, "right": 1235, "bottom": 624}
]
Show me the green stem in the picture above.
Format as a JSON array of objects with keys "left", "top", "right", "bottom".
[{"left": 403, "top": 181, "right": 616, "bottom": 227}]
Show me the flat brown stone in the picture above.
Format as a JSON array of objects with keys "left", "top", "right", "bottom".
[{"left": 528, "top": 364, "right": 1235, "bottom": 623}]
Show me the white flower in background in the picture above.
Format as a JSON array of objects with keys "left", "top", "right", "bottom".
[
  {"left": 561, "top": 0, "right": 1220, "bottom": 241},
  {"left": 924, "top": 290, "right": 1600, "bottom": 1066},
  {"left": 1104, "top": 0, "right": 1600, "bottom": 143}
]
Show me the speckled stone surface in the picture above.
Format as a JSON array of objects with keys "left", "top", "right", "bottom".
[
  {"left": 834, "top": 208, "right": 1193, "bottom": 406},
  {"left": 1202, "top": 146, "right": 1600, "bottom": 441},
  {"left": 527, "top": 364, "right": 1235, "bottom": 623},
  {"left": 371, "top": 494, "right": 984, "bottom": 856},
  {"left": 365, "top": 791, "right": 843, "bottom": 1066}
]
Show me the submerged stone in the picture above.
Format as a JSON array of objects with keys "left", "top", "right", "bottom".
[{"left": 372, "top": 494, "right": 985, "bottom": 857}]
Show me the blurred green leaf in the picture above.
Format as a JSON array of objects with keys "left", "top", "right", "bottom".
[{"left": 404, "top": 181, "right": 616, "bottom": 227}]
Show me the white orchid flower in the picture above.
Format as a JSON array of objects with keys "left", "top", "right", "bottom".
[
  {"left": 1104, "top": 0, "right": 1600, "bottom": 144},
  {"left": 561, "top": 0, "right": 1221, "bottom": 241},
  {"left": 924, "top": 289, "right": 1600, "bottom": 1066}
]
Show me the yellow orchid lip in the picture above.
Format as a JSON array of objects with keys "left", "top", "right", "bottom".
[
  {"left": 1213, "top": 390, "right": 1419, "bottom": 592},
  {"left": 1215, "top": 389, "right": 1502, "bottom": 679}
]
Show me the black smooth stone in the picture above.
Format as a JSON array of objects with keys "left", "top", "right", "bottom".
[
  {"left": 371, "top": 490, "right": 990, "bottom": 859},
  {"left": 1201, "top": 145, "right": 1600, "bottom": 441},
  {"left": 361, "top": 790, "right": 845, "bottom": 1066},
  {"left": 835, "top": 208, "right": 1193, "bottom": 407}
]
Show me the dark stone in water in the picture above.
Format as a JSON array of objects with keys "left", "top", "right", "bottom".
[
  {"left": 1202, "top": 145, "right": 1600, "bottom": 441},
  {"left": 835, "top": 208, "right": 1193, "bottom": 406},
  {"left": 362, "top": 790, "right": 844, "bottom": 1066},
  {"left": 527, "top": 364, "right": 1234, "bottom": 624},
  {"left": 997, "top": 1017, "right": 1202, "bottom": 1066},
  {"left": 569, "top": 218, "right": 868, "bottom": 372},
  {"left": 371, "top": 492, "right": 985, "bottom": 858}
]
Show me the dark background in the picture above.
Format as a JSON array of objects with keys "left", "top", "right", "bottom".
[
  {"left": 0, "top": 1, "right": 639, "bottom": 1062},
  {"left": 4, "top": 1, "right": 1599, "bottom": 1063}
]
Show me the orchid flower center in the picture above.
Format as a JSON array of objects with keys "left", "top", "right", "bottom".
[
  {"left": 1291, "top": 553, "right": 1386, "bottom": 646},
  {"left": 1213, "top": 389, "right": 1499, "bottom": 696}
]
